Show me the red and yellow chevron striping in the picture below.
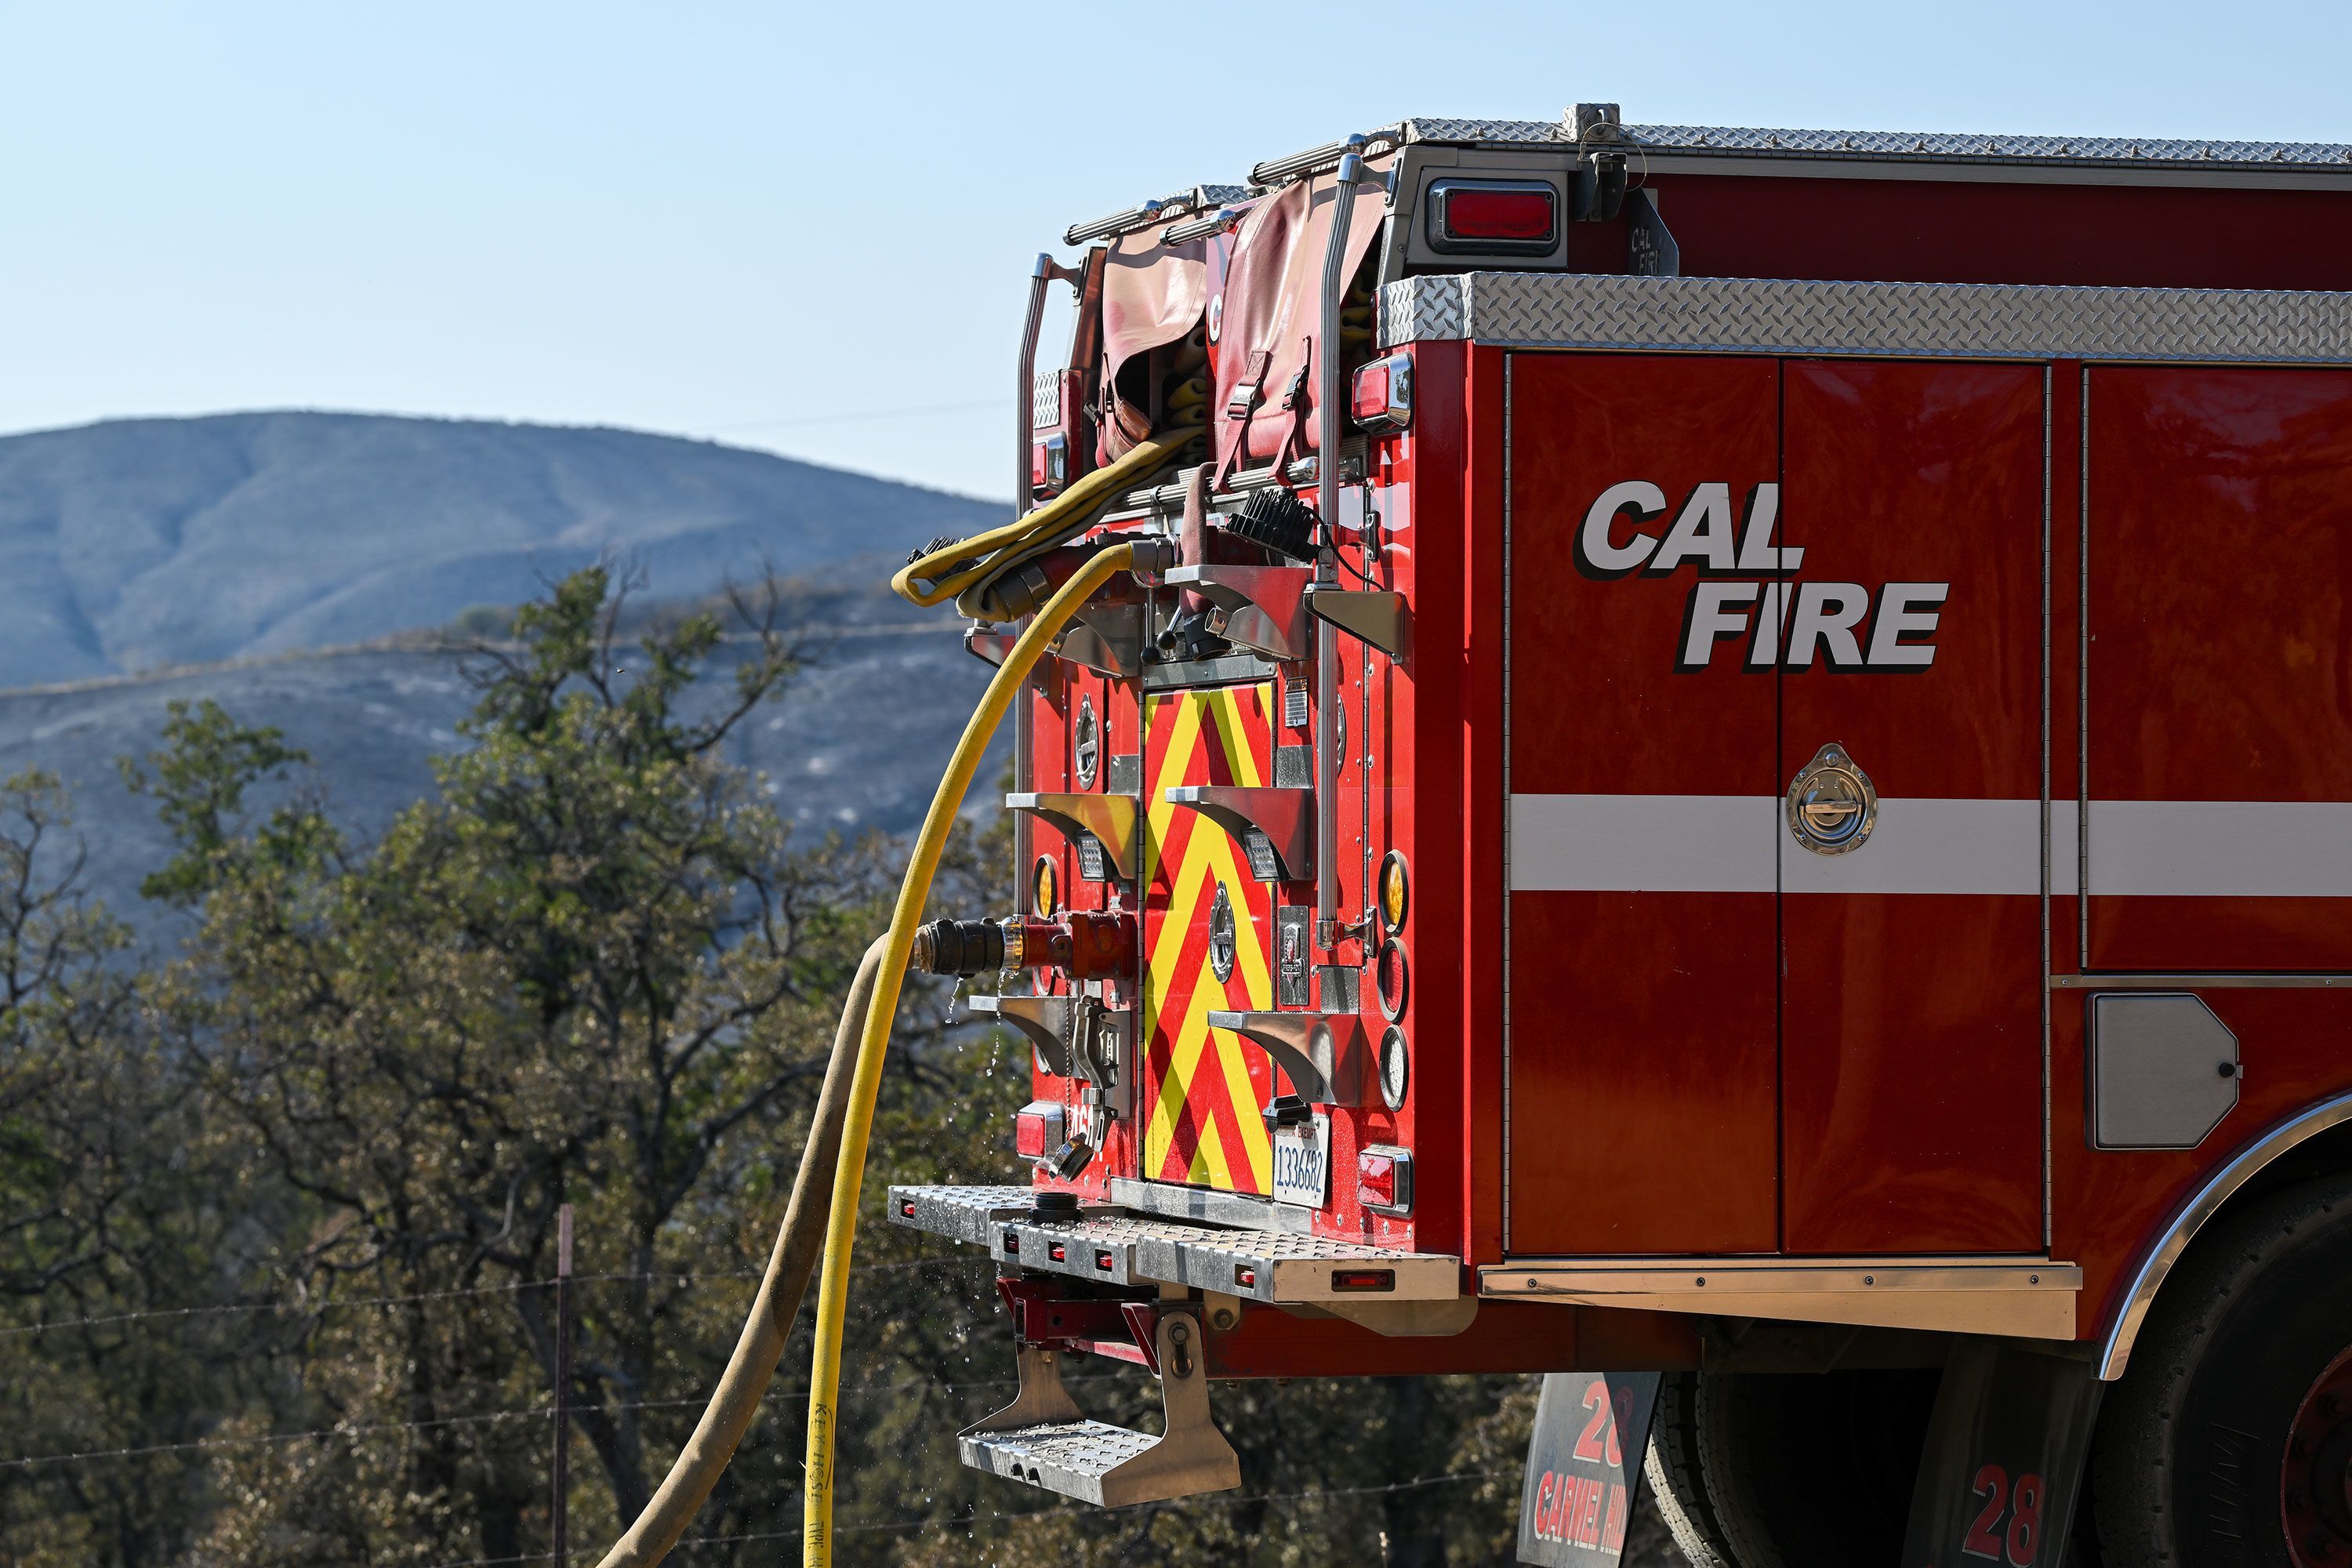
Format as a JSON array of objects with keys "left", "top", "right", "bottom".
[{"left": 1142, "top": 683, "right": 1278, "bottom": 1195}]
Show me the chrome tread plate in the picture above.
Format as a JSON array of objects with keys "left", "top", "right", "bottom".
[
  {"left": 887, "top": 1184, "right": 1460, "bottom": 1304},
  {"left": 888, "top": 1184, "right": 1036, "bottom": 1247},
  {"left": 1377, "top": 271, "right": 2352, "bottom": 365},
  {"left": 1135, "top": 1225, "right": 1459, "bottom": 1305},
  {"left": 959, "top": 1420, "right": 1159, "bottom": 1505},
  {"left": 987, "top": 1212, "right": 1177, "bottom": 1287},
  {"left": 1383, "top": 118, "right": 2352, "bottom": 170}
]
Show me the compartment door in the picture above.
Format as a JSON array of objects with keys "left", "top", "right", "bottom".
[
  {"left": 1777, "top": 361, "right": 2047, "bottom": 1255},
  {"left": 1140, "top": 684, "right": 1278, "bottom": 1195},
  {"left": 1504, "top": 352, "right": 1781, "bottom": 1256},
  {"left": 2085, "top": 366, "right": 2352, "bottom": 971}
]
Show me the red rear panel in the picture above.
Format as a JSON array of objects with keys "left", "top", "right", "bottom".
[
  {"left": 1504, "top": 352, "right": 1781, "bottom": 1256},
  {"left": 1141, "top": 684, "right": 1279, "bottom": 1195},
  {"left": 1777, "top": 361, "right": 2047, "bottom": 1255},
  {"left": 1503, "top": 354, "right": 2049, "bottom": 1260}
]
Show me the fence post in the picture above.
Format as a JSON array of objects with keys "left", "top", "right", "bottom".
[{"left": 552, "top": 1203, "right": 573, "bottom": 1568}]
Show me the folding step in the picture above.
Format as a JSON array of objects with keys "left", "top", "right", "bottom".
[{"left": 959, "top": 1318, "right": 1240, "bottom": 1507}]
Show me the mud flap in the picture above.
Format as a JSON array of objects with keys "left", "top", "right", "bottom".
[
  {"left": 1516, "top": 1371, "right": 1661, "bottom": 1566},
  {"left": 1900, "top": 1338, "right": 2104, "bottom": 1568}
]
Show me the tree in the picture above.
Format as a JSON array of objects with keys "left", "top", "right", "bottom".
[
  {"left": 2, "top": 561, "right": 1682, "bottom": 1566},
  {"left": 0, "top": 770, "right": 288, "bottom": 1568},
  {"left": 136, "top": 567, "right": 965, "bottom": 1564}
]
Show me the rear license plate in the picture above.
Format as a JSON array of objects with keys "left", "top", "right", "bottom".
[{"left": 1271, "top": 1114, "right": 1331, "bottom": 1208}]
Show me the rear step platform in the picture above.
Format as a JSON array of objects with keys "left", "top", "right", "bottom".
[
  {"left": 887, "top": 1182, "right": 1461, "bottom": 1304},
  {"left": 958, "top": 1324, "right": 1241, "bottom": 1506},
  {"left": 896, "top": 1183, "right": 1461, "bottom": 1505}
]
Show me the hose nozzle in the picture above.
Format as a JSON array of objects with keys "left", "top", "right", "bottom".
[{"left": 910, "top": 917, "right": 1007, "bottom": 978}]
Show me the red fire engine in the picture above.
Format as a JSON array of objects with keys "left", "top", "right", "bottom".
[{"left": 887, "top": 106, "right": 2352, "bottom": 1566}]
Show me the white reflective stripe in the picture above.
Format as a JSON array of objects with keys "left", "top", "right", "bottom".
[
  {"left": 1781, "top": 797, "right": 2042, "bottom": 895},
  {"left": 1514, "top": 794, "right": 2352, "bottom": 898},
  {"left": 1510, "top": 793, "right": 1777, "bottom": 893},
  {"left": 2089, "top": 800, "right": 2352, "bottom": 898},
  {"left": 1511, "top": 793, "right": 2040, "bottom": 895}
]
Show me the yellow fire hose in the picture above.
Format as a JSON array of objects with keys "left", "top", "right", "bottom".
[
  {"left": 801, "top": 542, "right": 1137, "bottom": 1566},
  {"left": 592, "top": 938, "right": 887, "bottom": 1568},
  {"left": 894, "top": 434, "right": 1189, "bottom": 610},
  {"left": 597, "top": 445, "right": 1163, "bottom": 1566}
]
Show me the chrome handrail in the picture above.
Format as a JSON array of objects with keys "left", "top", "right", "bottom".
[{"left": 1313, "top": 145, "right": 1366, "bottom": 949}]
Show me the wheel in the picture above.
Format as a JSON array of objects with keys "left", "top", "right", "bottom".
[
  {"left": 2094, "top": 1174, "right": 2352, "bottom": 1567},
  {"left": 1645, "top": 1372, "right": 1738, "bottom": 1566},
  {"left": 1643, "top": 1367, "right": 1938, "bottom": 1566}
]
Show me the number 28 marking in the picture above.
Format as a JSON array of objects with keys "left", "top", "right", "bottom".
[
  {"left": 1570, "top": 1378, "right": 1624, "bottom": 1468},
  {"left": 1962, "top": 1463, "right": 2043, "bottom": 1566}
]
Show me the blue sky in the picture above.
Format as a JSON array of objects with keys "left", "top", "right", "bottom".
[{"left": 4, "top": 1, "right": 2347, "bottom": 501}]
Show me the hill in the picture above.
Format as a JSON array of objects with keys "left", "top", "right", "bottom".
[
  {"left": 0, "top": 411, "right": 998, "bottom": 685},
  {"left": 0, "top": 412, "right": 1005, "bottom": 917}
]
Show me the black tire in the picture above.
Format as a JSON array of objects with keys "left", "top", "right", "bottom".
[
  {"left": 1645, "top": 1367, "right": 1938, "bottom": 1567},
  {"left": 1645, "top": 1371, "right": 1738, "bottom": 1567},
  {"left": 2092, "top": 1174, "right": 2352, "bottom": 1567}
]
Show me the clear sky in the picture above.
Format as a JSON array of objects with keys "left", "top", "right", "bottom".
[{"left": 4, "top": 1, "right": 2348, "bottom": 502}]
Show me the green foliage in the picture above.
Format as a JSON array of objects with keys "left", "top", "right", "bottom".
[{"left": 119, "top": 701, "right": 316, "bottom": 906}]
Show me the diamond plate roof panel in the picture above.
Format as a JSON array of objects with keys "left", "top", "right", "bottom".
[
  {"left": 1370, "top": 116, "right": 2352, "bottom": 171},
  {"left": 1377, "top": 273, "right": 2352, "bottom": 364}
]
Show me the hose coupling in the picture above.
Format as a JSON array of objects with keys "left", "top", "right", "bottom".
[
  {"left": 912, "top": 911, "right": 1135, "bottom": 981},
  {"left": 1007, "top": 910, "right": 1138, "bottom": 981},
  {"left": 1127, "top": 535, "right": 1180, "bottom": 581},
  {"left": 910, "top": 917, "right": 1007, "bottom": 977}
]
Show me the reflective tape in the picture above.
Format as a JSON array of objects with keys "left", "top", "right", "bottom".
[{"left": 1508, "top": 794, "right": 2352, "bottom": 898}]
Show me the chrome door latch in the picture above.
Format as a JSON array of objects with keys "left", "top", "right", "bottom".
[{"left": 1787, "top": 742, "right": 1878, "bottom": 855}]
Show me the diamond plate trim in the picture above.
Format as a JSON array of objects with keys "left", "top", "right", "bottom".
[
  {"left": 1377, "top": 273, "right": 2352, "bottom": 364},
  {"left": 888, "top": 1184, "right": 1461, "bottom": 1303},
  {"left": 1031, "top": 368, "right": 1061, "bottom": 432},
  {"left": 989, "top": 1212, "right": 1172, "bottom": 1287},
  {"left": 1378, "top": 275, "right": 1466, "bottom": 347},
  {"left": 888, "top": 1183, "right": 1036, "bottom": 1247},
  {"left": 1626, "top": 124, "right": 2352, "bottom": 169},
  {"left": 1133, "top": 1226, "right": 1460, "bottom": 1305},
  {"left": 960, "top": 1420, "right": 1159, "bottom": 1504},
  {"left": 1395, "top": 117, "right": 1568, "bottom": 146},
  {"left": 1376, "top": 116, "right": 2352, "bottom": 171}
]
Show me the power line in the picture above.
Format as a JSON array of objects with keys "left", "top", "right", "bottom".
[{"left": 702, "top": 398, "right": 1000, "bottom": 434}]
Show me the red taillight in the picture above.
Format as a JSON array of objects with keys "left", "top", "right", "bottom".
[
  {"left": 1356, "top": 1145, "right": 1414, "bottom": 1216},
  {"left": 1014, "top": 1099, "right": 1065, "bottom": 1160},
  {"left": 1428, "top": 179, "right": 1558, "bottom": 254},
  {"left": 1030, "top": 432, "right": 1069, "bottom": 496},
  {"left": 1449, "top": 189, "right": 1552, "bottom": 238},
  {"left": 1351, "top": 353, "right": 1413, "bottom": 435},
  {"left": 1331, "top": 1269, "right": 1396, "bottom": 1293}
]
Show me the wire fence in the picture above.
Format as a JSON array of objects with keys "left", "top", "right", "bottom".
[
  {"left": 2, "top": 1249, "right": 1524, "bottom": 1563},
  {"left": 0, "top": 1361, "right": 1131, "bottom": 1473},
  {"left": 0, "top": 1254, "right": 987, "bottom": 1342},
  {"left": 405, "top": 1469, "right": 1514, "bottom": 1568}
]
